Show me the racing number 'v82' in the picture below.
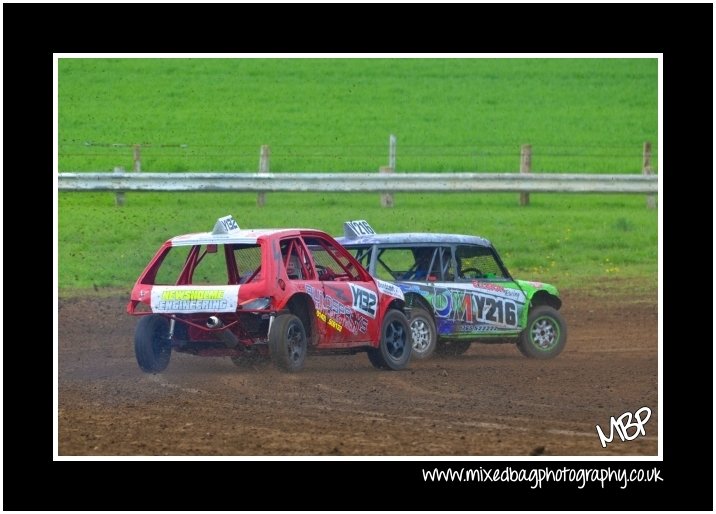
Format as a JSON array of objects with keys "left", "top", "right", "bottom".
[{"left": 127, "top": 215, "right": 411, "bottom": 373}]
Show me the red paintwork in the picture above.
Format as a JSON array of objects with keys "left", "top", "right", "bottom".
[{"left": 127, "top": 228, "right": 403, "bottom": 353}]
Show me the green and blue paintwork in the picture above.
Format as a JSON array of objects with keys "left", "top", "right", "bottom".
[
  {"left": 397, "top": 278, "right": 560, "bottom": 340},
  {"left": 336, "top": 223, "right": 562, "bottom": 342}
]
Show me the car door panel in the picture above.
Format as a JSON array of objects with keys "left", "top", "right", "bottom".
[{"left": 431, "top": 281, "right": 526, "bottom": 336}]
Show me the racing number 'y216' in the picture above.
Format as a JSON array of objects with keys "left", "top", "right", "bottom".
[{"left": 336, "top": 220, "right": 567, "bottom": 360}]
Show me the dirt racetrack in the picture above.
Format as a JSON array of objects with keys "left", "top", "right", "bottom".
[{"left": 58, "top": 286, "right": 658, "bottom": 457}]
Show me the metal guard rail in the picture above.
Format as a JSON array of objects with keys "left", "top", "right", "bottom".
[{"left": 58, "top": 172, "right": 658, "bottom": 194}]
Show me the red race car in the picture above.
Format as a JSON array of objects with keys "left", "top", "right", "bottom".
[{"left": 127, "top": 215, "right": 411, "bottom": 372}]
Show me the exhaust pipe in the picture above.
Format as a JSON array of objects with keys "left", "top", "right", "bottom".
[{"left": 207, "top": 316, "right": 239, "bottom": 348}]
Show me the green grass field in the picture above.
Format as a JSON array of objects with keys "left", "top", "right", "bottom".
[
  {"left": 59, "top": 58, "right": 657, "bottom": 173},
  {"left": 58, "top": 191, "right": 657, "bottom": 293},
  {"left": 57, "top": 58, "right": 658, "bottom": 295}
]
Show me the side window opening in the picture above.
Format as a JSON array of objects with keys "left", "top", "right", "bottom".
[
  {"left": 351, "top": 246, "right": 372, "bottom": 270},
  {"left": 374, "top": 248, "right": 412, "bottom": 280},
  {"left": 409, "top": 247, "right": 453, "bottom": 281},
  {"left": 189, "top": 244, "right": 229, "bottom": 284},
  {"left": 455, "top": 245, "right": 506, "bottom": 280},
  {"left": 304, "top": 236, "right": 362, "bottom": 281},
  {"left": 150, "top": 244, "right": 232, "bottom": 286},
  {"left": 437, "top": 247, "right": 454, "bottom": 281},
  {"left": 404, "top": 247, "right": 439, "bottom": 281},
  {"left": 146, "top": 246, "right": 188, "bottom": 285},
  {"left": 280, "top": 238, "right": 314, "bottom": 281},
  {"left": 234, "top": 244, "right": 263, "bottom": 284},
  {"left": 370, "top": 246, "right": 453, "bottom": 282}
]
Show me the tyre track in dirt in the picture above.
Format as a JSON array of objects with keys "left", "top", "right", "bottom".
[{"left": 58, "top": 288, "right": 658, "bottom": 456}]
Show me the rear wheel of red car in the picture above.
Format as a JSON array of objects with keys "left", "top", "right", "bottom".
[
  {"left": 269, "top": 314, "right": 307, "bottom": 372},
  {"left": 434, "top": 340, "right": 472, "bottom": 357},
  {"left": 367, "top": 309, "right": 411, "bottom": 370},
  {"left": 409, "top": 307, "right": 437, "bottom": 360},
  {"left": 134, "top": 314, "right": 172, "bottom": 373},
  {"left": 517, "top": 306, "right": 566, "bottom": 359}
]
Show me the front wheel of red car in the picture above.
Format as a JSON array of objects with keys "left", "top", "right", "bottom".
[
  {"left": 517, "top": 305, "right": 567, "bottom": 359},
  {"left": 269, "top": 314, "right": 307, "bottom": 372},
  {"left": 134, "top": 314, "right": 172, "bottom": 373},
  {"left": 367, "top": 309, "right": 411, "bottom": 370}
]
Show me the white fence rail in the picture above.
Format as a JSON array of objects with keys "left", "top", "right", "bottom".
[{"left": 58, "top": 172, "right": 658, "bottom": 194}]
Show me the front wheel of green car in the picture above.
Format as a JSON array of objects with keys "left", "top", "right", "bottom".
[{"left": 517, "top": 306, "right": 566, "bottom": 359}]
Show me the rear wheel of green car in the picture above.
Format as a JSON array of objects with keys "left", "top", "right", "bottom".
[{"left": 409, "top": 307, "right": 437, "bottom": 360}]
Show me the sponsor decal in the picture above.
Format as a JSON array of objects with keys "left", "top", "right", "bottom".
[
  {"left": 431, "top": 287, "right": 524, "bottom": 329},
  {"left": 151, "top": 286, "right": 239, "bottom": 313},
  {"left": 305, "top": 284, "right": 368, "bottom": 334},
  {"left": 472, "top": 280, "right": 523, "bottom": 300},
  {"left": 349, "top": 283, "right": 378, "bottom": 318},
  {"left": 444, "top": 323, "right": 505, "bottom": 333},
  {"left": 472, "top": 280, "right": 505, "bottom": 293},
  {"left": 398, "top": 283, "right": 426, "bottom": 295},
  {"left": 315, "top": 309, "right": 343, "bottom": 332},
  {"left": 376, "top": 279, "right": 404, "bottom": 300}
]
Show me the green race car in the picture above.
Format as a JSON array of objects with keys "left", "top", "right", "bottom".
[{"left": 336, "top": 220, "right": 567, "bottom": 360}]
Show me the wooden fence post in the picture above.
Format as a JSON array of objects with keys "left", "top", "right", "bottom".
[
  {"left": 380, "top": 166, "right": 394, "bottom": 207},
  {"left": 642, "top": 142, "right": 656, "bottom": 209},
  {"left": 519, "top": 144, "right": 532, "bottom": 206},
  {"left": 114, "top": 166, "right": 125, "bottom": 206},
  {"left": 257, "top": 144, "right": 270, "bottom": 206},
  {"left": 133, "top": 144, "right": 142, "bottom": 173},
  {"left": 389, "top": 134, "right": 397, "bottom": 171},
  {"left": 378, "top": 135, "right": 397, "bottom": 207}
]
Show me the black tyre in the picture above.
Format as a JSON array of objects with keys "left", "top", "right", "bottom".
[
  {"left": 434, "top": 340, "right": 472, "bottom": 357},
  {"left": 409, "top": 307, "right": 437, "bottom": 360},
  {"left": 367, "top": 310, "right": 411, "bottom": 370},
  {"left": 516, "top": 305, "right": 566, "bottom": 359},
  {"left": 134, "top": 314, "right": 172, "bottom": 373},
  {"left": 269, "top": 314, "right": 307, "bottom": 372}
]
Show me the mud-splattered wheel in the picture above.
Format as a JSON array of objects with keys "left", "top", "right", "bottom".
[
  {"left": 367, "top": 310, "right": 411, "bottom": 370},
  {"left": 409, "top": 307, "right": 437, "bottom": 360},
  {"left": 134, "top": 314, "right": 172, "bottom": 373},
  {"left": 517, "top": 305, "right": 566, "bottom": 359},
  {"left": 269, "top": 314, "right": 307, "bottom": 372}
]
